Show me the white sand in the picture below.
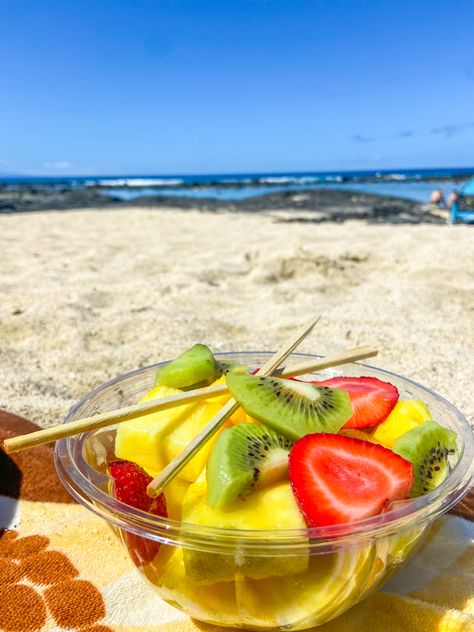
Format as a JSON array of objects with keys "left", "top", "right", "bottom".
[{"left": 1, "top": 207, "right": 473, "bottom": 427}]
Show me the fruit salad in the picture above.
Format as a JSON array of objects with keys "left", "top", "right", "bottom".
[{"left": 92, "top": 345, "right": 459, "bottom": 630}]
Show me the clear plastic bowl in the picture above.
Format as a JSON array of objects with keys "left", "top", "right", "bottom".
[{"left": 55, "top": 353, "right": 473, "bottom": 630}]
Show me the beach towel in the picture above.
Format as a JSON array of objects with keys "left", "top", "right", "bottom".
[{"left": 1, "top": 411, "right": 472, "bottom": 632}]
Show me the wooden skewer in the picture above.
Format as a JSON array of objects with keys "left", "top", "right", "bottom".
[
  {"left": 146, "top": 314, "right": 322, "bottom": 496},
  {"left": 2, "top": 344, "right": 378, "bottom": 455},
  {"left": 272, "top": 346, "right": 377, "bottom": 378}
]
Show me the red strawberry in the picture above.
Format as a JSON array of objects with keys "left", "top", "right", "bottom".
[
  {"left": 312, "top": 376, "right": 398, "bottom": 429},
  {"left": 288, "top": 433, "right": 413, "bottom": 527},
  {"left": 108, "top": 460, "right": 167, "bottom": 566}
]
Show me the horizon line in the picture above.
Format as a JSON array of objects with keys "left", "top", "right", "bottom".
[{"left": 2, "top": 165, "right": 474, "bottom": 180}]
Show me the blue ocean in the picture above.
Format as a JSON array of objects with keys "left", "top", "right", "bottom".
[{"left": 2, "top": 167, "right": 473, "bottom": 204}]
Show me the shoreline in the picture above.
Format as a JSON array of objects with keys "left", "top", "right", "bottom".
[{"left": 0, "top": 187, "right": 447, "bottom": 224}]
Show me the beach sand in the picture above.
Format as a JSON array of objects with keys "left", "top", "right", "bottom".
[{"left": 1, "top": 206, "right": 473, "bottom": 427}]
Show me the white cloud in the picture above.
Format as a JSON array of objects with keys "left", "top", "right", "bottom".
[{"left": 41, "top": 160, "right": 74, "bottom": 169}]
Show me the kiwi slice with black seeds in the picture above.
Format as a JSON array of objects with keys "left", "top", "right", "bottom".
[
  {"left": 225, "top": 373, "right": 352, "bottom": 441},
  {"left": 393, "top": 420, "right": 457, "bottom": 497},
  {"left": 215, "top": 360, "right": 248, "bottom": 376},
  {"left": 206, "top": 423, "right": 292, "bottom": 509},
  {"left": 155, "top": 343, "right": 218, "bottom": 389}
]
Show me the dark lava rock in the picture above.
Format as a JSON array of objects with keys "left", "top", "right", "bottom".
[{"left": 0, "top": 186, "right": 445, "bottom": 224}]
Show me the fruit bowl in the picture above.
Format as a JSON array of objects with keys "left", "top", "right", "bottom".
[{"left": 55, "top": 353, "right": 474, "bottom": 631}]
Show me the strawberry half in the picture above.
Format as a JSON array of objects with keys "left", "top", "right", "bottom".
[
  {"left": 288, "top": 433, "right": 413, "bottom": 527},
  {"left": 108, "top": 460, "right": 167, "bottom": 566},
  {"left": 312, "top": 376, "right": 398, "bottom": 429}
]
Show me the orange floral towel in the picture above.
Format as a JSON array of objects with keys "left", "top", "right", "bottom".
[{"left": 1, "top": 411, "right": 473, "bottom": 632}]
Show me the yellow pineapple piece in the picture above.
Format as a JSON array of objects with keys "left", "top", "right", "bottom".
[
  {"left": 115, "top": 385, "right": 186, "bottom": 475},
  {"left": 339, "top": 428, "right": 383, "bottom": 444},
  {"left": 163, "top": 478, "right": 191, "bottom": 520},
  {"left": 235, "top": 543, "right": 376, "bottom": 628},
  {"left": 212, "top": 369, "right": 260, "bottom": 425},
  {"left": 245, "top": 413, "right": 260, "bottom": 424},
  {"left": 208, "top": 375, "right": 247, "bottom": 423},
  {"left": 115, "top": 384, "right": 224, "bottom": 482},
  {"left": 230, "top": 406, "right": 248, "bottom": 423},
  {"left": 181, "top": 477, "right": 308, "bottom": 583},
  {"left": 144, "top": 546, "right": 241, "bottom": 625},
  {"left": 164, "top": 399, "right": 224, "bottom": 480},
  {"left": 207, "top": 375, "right": 230, "bottom": 405},
  {"left": 370, "top": 399, "right": 432, "bottom": 448}
]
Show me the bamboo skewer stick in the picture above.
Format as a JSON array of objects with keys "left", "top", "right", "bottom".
[
  {"left": 3, "top": 344, "right": 378, "bottom": 455},
  {"left": 3, "top": 383, "right": 229, "bottom": 455},
  {"left": 273, "top": 345, "right": 377, "bottom": 378},
  {"left": 146, "top": 313, "right": 322, "bottom": 496}
]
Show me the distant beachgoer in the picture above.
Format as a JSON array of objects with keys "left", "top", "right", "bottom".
[
  {"left": 430, "top": 189, "right": 446, "bottom": 208},
  {"left": 448, "top": 190, "right": 459, "bottom": 208}
]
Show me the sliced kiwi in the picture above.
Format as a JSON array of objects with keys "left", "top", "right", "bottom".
[
  {"left": 215, "top": 360, "right": 248, "bottom": 377},
  {"left": 155, "top": 343, "right": 218, "bottom": 389},
  {"left": 393, "top": 420, "right": 457, "bottom": 497},
  {"left": 226, "top": 373, "right": 352, "bottom": 441},
  {"left": 206, "top": 423, "right": 292, "bottom": 509}
]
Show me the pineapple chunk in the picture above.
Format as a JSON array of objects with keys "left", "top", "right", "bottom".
[
  {"left": 115, "top": 377, "right": 248, "bottom": 483},
  {"left": 182, "top": 477, "right": 308, "bottom": 583},
  {"left": 115, "top": 384, "right": 186, "bottom": 475},
  {"left": 210, "top": 376, "right": 247, "bottom": 423},
  {"left": 235, "top": 543, "right": 376, "bottom": 628},
  {"left": 144, "top": 546, "right": 241, "bottom": 625},
  {"left": 340, "top": 428, "right": 383, "bottom": 444},
  {"left": 164, "top": 478, "right": 191, "bottom": 521},
  {"left": 207, "top": 375, "right": 230, "bottom": 406},
  {"left": 370, "top": 399, "right": 432, "bottom": 448},
  {"left": 115, "top": 384, "right": 223, "bottom": 482}
]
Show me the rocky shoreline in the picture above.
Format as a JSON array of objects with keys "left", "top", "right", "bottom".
[{"left": 0, "top": 187, "right": 445, "bottom": 224}]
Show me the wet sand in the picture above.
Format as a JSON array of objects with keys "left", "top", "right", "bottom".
[{"left": 0, "top": 206, "right": 472, "bottom": 427}]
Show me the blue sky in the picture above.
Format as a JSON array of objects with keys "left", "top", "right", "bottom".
[{"left": 1, "top": 0, "right": 474, "bottom": 175}]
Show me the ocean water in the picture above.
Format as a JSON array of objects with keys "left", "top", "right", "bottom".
[
  {"left": 2, "top": 167, "right": 473, "bottom": 204},
  {"left": 103, "top": 180, "right": 461, "bottom": 203}
]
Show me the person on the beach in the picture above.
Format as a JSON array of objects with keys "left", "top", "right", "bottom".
[
  {"left": 430, "top": 189, "right": 446, "bottom": 208},
  {"left": 448, "top": 190, "right": 459, "bottom": 208}
]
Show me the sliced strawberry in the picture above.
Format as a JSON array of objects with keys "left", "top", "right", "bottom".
[
  {"left": 108, "top": 460, "right": 167, "bottom": 566},
  {"left": 312, "top": 376, "right": 398, "bottom": 429},
  {"left": 288, "top": 433, "right": 413, "bottom": 527}
]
